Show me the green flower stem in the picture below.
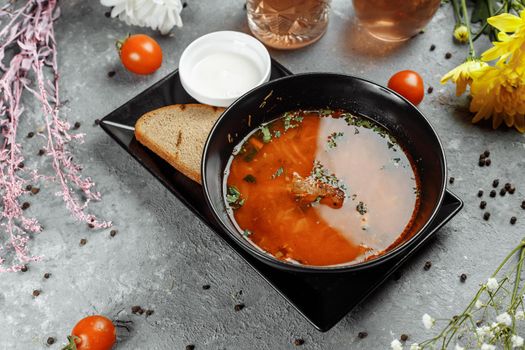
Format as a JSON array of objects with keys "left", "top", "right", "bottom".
[
  {"left": 451, "top": 0, "right": 462, "bottom": 25},
  {"left": 460, "top": 0, "right": 476, "bottom": 58}
]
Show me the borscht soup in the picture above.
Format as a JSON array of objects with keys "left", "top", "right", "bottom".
[{"left": 225, "top": 109, "right": 420, "bottom": 266}]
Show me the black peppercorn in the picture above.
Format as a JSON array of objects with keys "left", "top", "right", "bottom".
[
  {"left": 21, "top": 202, "right": 30, "bottom": 210},
  {"left": 185, "top": 345, "right": 195, "bottom": 350},
  {"left": 79, "top": 238, "right": 87, "bottom": 246},
  {"left": 480, "top": 201, "right": 487, "bottom": 209},
  {"left": 427, "top": 86, "right": 433, "bottom": 94},
  {"left": 493, "top": 179, "right": 499, "bottom": 188},
  {"left": 46, "top": 337, "right": 55, "bottom": 345},
  {"left": 44, "top": 272, "right": 51, "bottom": 279},
  {"left": 511, "top": 217, "right": 517, "bottom": 225},
  {"left": 107, "top": 71, "right": 116, "bottom": 78},
  {"left": 490, "top": 190, "right": 497, "bottom": 198},
  {"left": 505, "top": 183, "right": 512, "bottom": 191},
  {"left": 449, "top": 177, "right": 455, "bottom": 184},
  {"left": 478, "top": 190, "right": 484, "bottom": 197},
  {"left": 445, "top": 52, "right": 452, "bottom": 59},
  {"left": 509, "top": 186, "right": 516, "bottom": 194},
  {"left": 33, "top": 289, "right": 41, "bottom": 297},
  {"left": 145, "top": 309, "right": 154, "bottom": 316},
  {"left": 460, "top": 273, "right": 467, "bottom": 282},
  {"left": 424, "top": 261, "right": 432, "bottom": 270},
  {"left": 484, "top": 150, "right": 490, "bottom": 157},
  {"left": 27, "top": 131, "right": 34, "bottom": 138},
  {"left": 73, "top": 122, "right": 81, "bottom": 129},
  {"left": 483, "top": 212, "right": 490, "bottom": 220},
  {"left": 430, "top": 44, "right": 436, "bottom": 51},
  {"left": 485, "top": 158, "right": 491, "bottom": 166},
  {"left": 521, "top": 201, "right": 525, "bottom": 209},
  {"left": 500, "top": 188, "right": 507, "bottom": 196},
  {"left": 400, "top": 334, "right": 409, "bottom": 342},
  {"left": 358, "top": 332, "right": 368, "bottom": 339},
  {"left": 38, "top": 149, "right": 45, "bottom": 156},
  {"left": 294, "top": 339, "right": 305, "bottom": 346},
  {"left": 234, "top": 303, "right": 245, "bottom": 311},
  {"left": 479, "top": 159, "right": 485, "bottom": 167},
  {"left": 202, "top": 284, "right": 210, "bottom": 290},
  {"left": 110, "top": 229, "right": 117, "bottom": 237},
  {"left": 20, "top": 265, "right": 28, "bottom": 272}
]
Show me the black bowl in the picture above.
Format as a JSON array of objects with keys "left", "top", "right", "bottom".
[{"left": 202, "top": 73, "right": 446, "bottom": 274}]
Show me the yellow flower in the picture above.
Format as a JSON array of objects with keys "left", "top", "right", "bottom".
[
  {"left": 440, "top": 59, "right": 488, "bottom": 96},
  {"left": 481, "top": 12, "right": 525, "bottom": 63},
  {"left": 453, "top": 25, "right": 469, "bottom": 43},
  {"left": 469, "top": 63, "right": 525, "bottom": 132}
]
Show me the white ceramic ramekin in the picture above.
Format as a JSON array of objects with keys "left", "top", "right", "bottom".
[{"left": 179, "top": 31, "right": 271, "bottom": 107}]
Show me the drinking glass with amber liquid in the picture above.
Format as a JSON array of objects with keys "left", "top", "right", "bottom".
[
  {"left": 246, "top": 0, "right": 330, "bottom": 50},
  {"left": 352, "top": 0, "right": 440, "bottom": 42}
]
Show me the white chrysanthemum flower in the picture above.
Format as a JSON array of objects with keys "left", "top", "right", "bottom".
[
  {"left": 391, "top": 339, "right": 403, "bottom": 350},
  {"left": 409, "top": 344, "right": 421, "bottom": 350},
  {"left": 100, "top": 0, "right": 183, "bottom": 34},
  {"left": 455, "top": 344, "right": 465, "bottom": 350},
  {"left": 481, "top": 344, "right": 496, "bottom": 350},
  {"left": 512, "top": 335, "right": 524, "bottom": 348},
  {"left": 422, "top": 313, "right": 435, "bottom": 329},
  {"left": 475, "top": 299, "right": 484, "bottom": 309},
  {"left": 486, "top": 277, "right": 499, "bottom": 291},
  {"left": 496, "top": 312, "right": 513, "bottom": 326},
  {"left": 516, "top": 310, "right": 525, "bottom": 320}
]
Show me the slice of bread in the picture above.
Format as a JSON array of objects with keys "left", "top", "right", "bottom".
[{"left": 135, "top": 104, "right": 225, "bottom": 184}]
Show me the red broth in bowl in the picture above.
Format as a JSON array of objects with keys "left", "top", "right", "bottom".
[{"left": 225, "top": 109, "right": 420, "bottom": 266}]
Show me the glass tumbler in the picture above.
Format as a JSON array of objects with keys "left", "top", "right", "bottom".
[
  {"left": 246, "top": 0, "right": 330, "bottom": 50},
  {"left": 352, "top": 0, "right": 440, "bottom": 42}
]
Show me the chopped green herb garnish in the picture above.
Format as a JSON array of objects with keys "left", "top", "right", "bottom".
[
  {"left": 243, "top": 174, "right": 256, "bottom": 183},
  {"left": 319, "top": 109, "right": 333, "bottom": 116},
  {"left": 261, "top": 125, "right": 272, "bottom": 143},
  {"left": 283, "top": 111, "right": 304, "bottom": 131},
  {"left": 226, "top": 186, "right": 245, "bottom": 209},
  {"left": 274, "top": 130, "right": 281, "bottom": 138},
  {"left": 243, "top": 229, "right": 252, "bottom": 237},
  {"left": 327, "top": 132, "right": 344, "bottom": 149},
  {"left": 272, "top": 166, "right": 284, "bottom": 179},
  {"left": 310, "top": 161, "right": 347, "bottom": 192},
  {"left": 393, "top": 158, "right": 401, "bottom": 165},
  {"left": 356, "top": 201, "right": 367, "bottom": 215}
]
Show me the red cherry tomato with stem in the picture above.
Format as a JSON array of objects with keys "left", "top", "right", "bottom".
[
  {"left": 387, "top": 70, "right": 425, "bottom": 105},
  {"left": 118, "top": 34, "right": 162, "bottom": 75},
  {"left": 62, "top": 315, "right": 116, "bottom": 350}
]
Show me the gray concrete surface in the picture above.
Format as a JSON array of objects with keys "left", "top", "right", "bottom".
[{"left": 1, "top": 0, "right": 525, "bottom": 349}]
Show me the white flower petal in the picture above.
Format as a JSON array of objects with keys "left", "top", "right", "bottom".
[
  {"left": 512, "top": 335, "right": 524, "bottom": 348},
  {"left": 496, "top": 312, "right": 513, "bottom": 326},
  {"left": 475, "top": 299, "right": 484, "bottom": 309},
  {"left": 481, "top": 344, "right": 496, "bottom": 350},
  {"left": 487, "top": 277, "right": 499, "bottom": 291},
  {"left": 516, "top": 310, "right": 525, "bottom": 320},
  {"left": 422, "top": 313, "right": 435, "bottom": 330},
  {"left": 100, "top": 0, "right": 183, "bottom": 33},
  {"left": 391, "top": 339, "right": 403, "bottom": 350}
]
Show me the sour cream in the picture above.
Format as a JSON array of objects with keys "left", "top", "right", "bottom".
[
  {"left": 179, "top": 31, "right": 271, "bottom": 107},
  {"left": 190, "top": 51, "right": 262, "bottom": 99}
]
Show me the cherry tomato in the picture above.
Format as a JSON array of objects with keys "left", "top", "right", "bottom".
[
  {"left": 66, "top": 315, "right": 116, "bottom": 350},
  {"left": 387, "top": 70, "right": 424, "bottom": 105},
  {"left": 119, "top": 34, "right": 162, "bottom": 75}
]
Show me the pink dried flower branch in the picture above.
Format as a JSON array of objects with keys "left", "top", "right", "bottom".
[{"left": 0, "top": 0, "right": 111, "bottom": 272}]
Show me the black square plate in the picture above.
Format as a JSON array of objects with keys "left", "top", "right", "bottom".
[{"left": 100, "top": 60, "right": 463, "bottom": 332}]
